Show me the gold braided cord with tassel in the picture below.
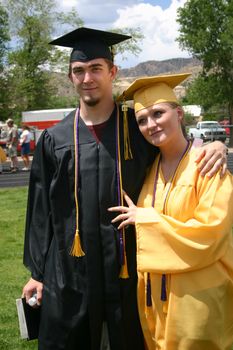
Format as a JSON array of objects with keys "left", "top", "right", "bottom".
[
  {"left": 70, "top": 109, "right": 85, "bottom": 257},
  {"left": 116, "top": 104, "right": 129, "bottom": 279},
  {"left": 121, "top": 97, "right": 133, "bottom": 160}
]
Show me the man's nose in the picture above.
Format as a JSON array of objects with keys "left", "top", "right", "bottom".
[{"left": 83, "top": 71, "right": 93, "bottom": 83}]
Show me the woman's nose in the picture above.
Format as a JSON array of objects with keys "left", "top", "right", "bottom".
[{"left": 147, "top": 117, "right": 157, "bottom": 128}]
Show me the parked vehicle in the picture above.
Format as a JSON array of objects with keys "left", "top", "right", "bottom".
[
  {"left": 21, "top": 108, "right": 75, "bottom": 144},
  {"left": 188, "top": 121, "right": 226, "bottom": 142}
]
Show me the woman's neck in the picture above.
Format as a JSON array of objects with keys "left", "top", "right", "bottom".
[
  {"left": 160, "top": 136, "right": 188, "bottom": 163},
  {"left": 159, "top": 136, "right": 189, "bottom": 182}
]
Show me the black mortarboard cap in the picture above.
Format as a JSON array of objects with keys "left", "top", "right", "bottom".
[{"left": 49, "top": 27, "right": 131, "bottom": 62}]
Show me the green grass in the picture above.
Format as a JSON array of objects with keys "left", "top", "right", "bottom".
[{"left": 0, "top": 187, "right": 37, "bottom": 349}]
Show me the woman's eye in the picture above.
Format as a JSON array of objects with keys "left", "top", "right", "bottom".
[
  {"left": 137, "top": 118, "right": 146, "bottom": 126},
  {"left": 153, "top": 111, "right": 162, "bottom": 118}
]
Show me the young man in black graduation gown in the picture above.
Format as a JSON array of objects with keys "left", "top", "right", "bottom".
[{"left": 22, "top": 27, "right": 227, "bottom": 350}]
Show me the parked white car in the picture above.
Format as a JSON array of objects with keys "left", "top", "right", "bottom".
[{"left": 189, "top": 121, "right": 226, "bottom": 142}]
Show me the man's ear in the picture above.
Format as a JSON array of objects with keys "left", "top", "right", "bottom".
[
  {"left": 69, "top": 73, "right": 73, "bottom": 83},
  {"left": 110, "top": 65, "right": 118, "bottom": 80}
]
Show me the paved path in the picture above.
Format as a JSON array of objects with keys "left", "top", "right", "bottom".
[
  {"left": 0, "top": 157, "right": 30, "bottom": 188},
  {"left": 1, "top": 150, "right": 233, "bottom": 189}
]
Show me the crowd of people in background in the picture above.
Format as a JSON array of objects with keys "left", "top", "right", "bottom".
[{"left": 0, "top": 118, "right": 32, "bottom": 174}]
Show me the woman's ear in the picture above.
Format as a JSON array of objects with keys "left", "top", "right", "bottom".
[{"left": 176, "top": 106, "right": 184, "bottom": 121}]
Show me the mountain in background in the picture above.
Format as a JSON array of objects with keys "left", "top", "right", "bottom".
[
  {"left": 118, "top": 57, "right": 201, "bottom": 78},
  {"left": 113, "top": 57, "right": 202, "bottom": 97},
  {"left": 51, "top": 57, "right": 202, "bottom": 99}
]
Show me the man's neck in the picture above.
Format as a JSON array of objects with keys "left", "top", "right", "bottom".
[{"left": 80, "top": 99, "right": 115, "bottom": 126}]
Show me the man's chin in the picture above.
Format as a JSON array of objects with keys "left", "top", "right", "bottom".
[{"left": 83, "top": 97, "right": 100, "bottom": 107}]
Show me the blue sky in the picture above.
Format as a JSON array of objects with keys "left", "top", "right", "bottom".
[
  {"left": 147, "top": 1, "right": 173, "bottom": 9},
  {"left": 59, "top": 0, "right": 190, "bottom": 68}
]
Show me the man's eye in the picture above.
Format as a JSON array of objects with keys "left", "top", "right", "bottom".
[
  {"left": 92, "top": 67, "right": 101, "bottom": 72},
  {"left": 73, "top": 69, "right": 83, "bottom": 75}
]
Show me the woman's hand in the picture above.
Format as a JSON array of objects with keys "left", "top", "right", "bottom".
[
  {"left": 108, "top": 192, "right": 137, "bottom": 230},
  {"left": 195, "top": 141, "right": 227, "bottom": 178}
]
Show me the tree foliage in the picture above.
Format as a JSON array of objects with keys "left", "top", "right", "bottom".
[
  {"left": 0, "top": 4, "right": 9, "bottom": 70},
  {"left": 183, "top": 74, "right": 225, "bottom": 111},
  {"left": 0, "top": 4, "right": 10, "bottom": 120},
  {"left": 177, "top": 0, "right": 233, "bottom": 145},
  {"left": 2, "top": 0, "right": 84, "bottom": 120},
  {"left": 109, "top": 26, "right": 144, "bottom": 62}
]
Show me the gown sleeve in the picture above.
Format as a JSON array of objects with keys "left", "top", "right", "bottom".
[
  {"left": 23, "top": 130, "right": 56, "bottom": 282},
  {"left": 136, "top": 171, "right": 233, "bottom": 273}
]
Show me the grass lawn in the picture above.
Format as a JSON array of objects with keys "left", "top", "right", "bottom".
[{"left": 0, "top": 187, "right": 37, "bottom": 349}]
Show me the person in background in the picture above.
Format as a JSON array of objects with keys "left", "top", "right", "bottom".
[
  {"left": 19, "top": 124, "right": 31, "bottom": 171},
  {"left": 109, "top": 73, "right": 233, "bottom": 350},
  {"left": 0, "top": 144, "right": 7, "bottom": 174},
  {"left": 6, "top": 118, "right": 19, "bottom": 173},
  {"left": 22, "top": 28, "right": 228, "bottom": 350}
]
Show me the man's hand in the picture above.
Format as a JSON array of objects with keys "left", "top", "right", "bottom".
[
  {"left": 195, "top": 141, "right": 227, "bottom": 178},
  {"left": 22, "top": 278, "right": 43, "bottom": 306}
]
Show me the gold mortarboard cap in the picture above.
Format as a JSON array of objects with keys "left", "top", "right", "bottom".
[{"left": 118, "top": 73, "right": 191, "bottom": 112}]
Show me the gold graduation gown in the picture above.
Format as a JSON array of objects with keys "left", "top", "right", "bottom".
[{"left": 136, "top": 149, "right": 233, "bottom": 350}]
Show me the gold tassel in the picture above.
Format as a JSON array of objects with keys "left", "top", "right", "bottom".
[
  {"left": 119, "top": 231, "right": 129, "bottom": 279},
  {"left": 119, "top": 254, "right": 129, "bottom": 278},
  {"left": 122, "top": 101, "right": 133, "bottom": 160},
  {"left": 70, "top": 229, "right": 85, "bottom": 257}
]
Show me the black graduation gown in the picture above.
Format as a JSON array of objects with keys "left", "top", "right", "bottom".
[{"left": 23, "top": 105, "right": 157, "bottom": 350}]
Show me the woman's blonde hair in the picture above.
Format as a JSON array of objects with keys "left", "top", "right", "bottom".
[{"left": 164, "top": 101, "right": 187, "bottom": 139}]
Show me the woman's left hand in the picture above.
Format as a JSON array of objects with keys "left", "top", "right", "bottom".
[{"left": 108, "top": 192, "right": 137, "bottom": 230}]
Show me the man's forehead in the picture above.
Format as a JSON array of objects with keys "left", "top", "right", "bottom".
[{"left": 71, "top": 58, "right": 108, "bottom": 68}]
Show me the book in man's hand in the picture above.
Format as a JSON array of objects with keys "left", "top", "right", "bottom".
[{"left": 16, "top": 297, "right": 40, "bottom": 340}]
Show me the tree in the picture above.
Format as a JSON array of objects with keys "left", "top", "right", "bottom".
[
  {"left": 177, "top": 0, "right": 233, "bottom": 146},
  {"left": 108, "top": 26, "right": 144, "bottom": 63},
  {"left": 0, "top": 4, "right": 9, "bottom": 70},
  {"left": 4, "top": 0, "right": 83, "bottom": 117},
  {"left": 0, "top": 4, "right": 10, "bottom": 121}
]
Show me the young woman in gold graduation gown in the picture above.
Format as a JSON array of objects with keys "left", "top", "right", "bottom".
[{"left": 109, "top": 73, "right": 233, "bottom": 350}]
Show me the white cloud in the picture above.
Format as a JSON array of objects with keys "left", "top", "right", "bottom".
[
  {"left": 57, "top": 0, "right": 190, "bottom": 68},
  {"left": 113, "top": 0, "right": 190, "bottom": 68}
]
